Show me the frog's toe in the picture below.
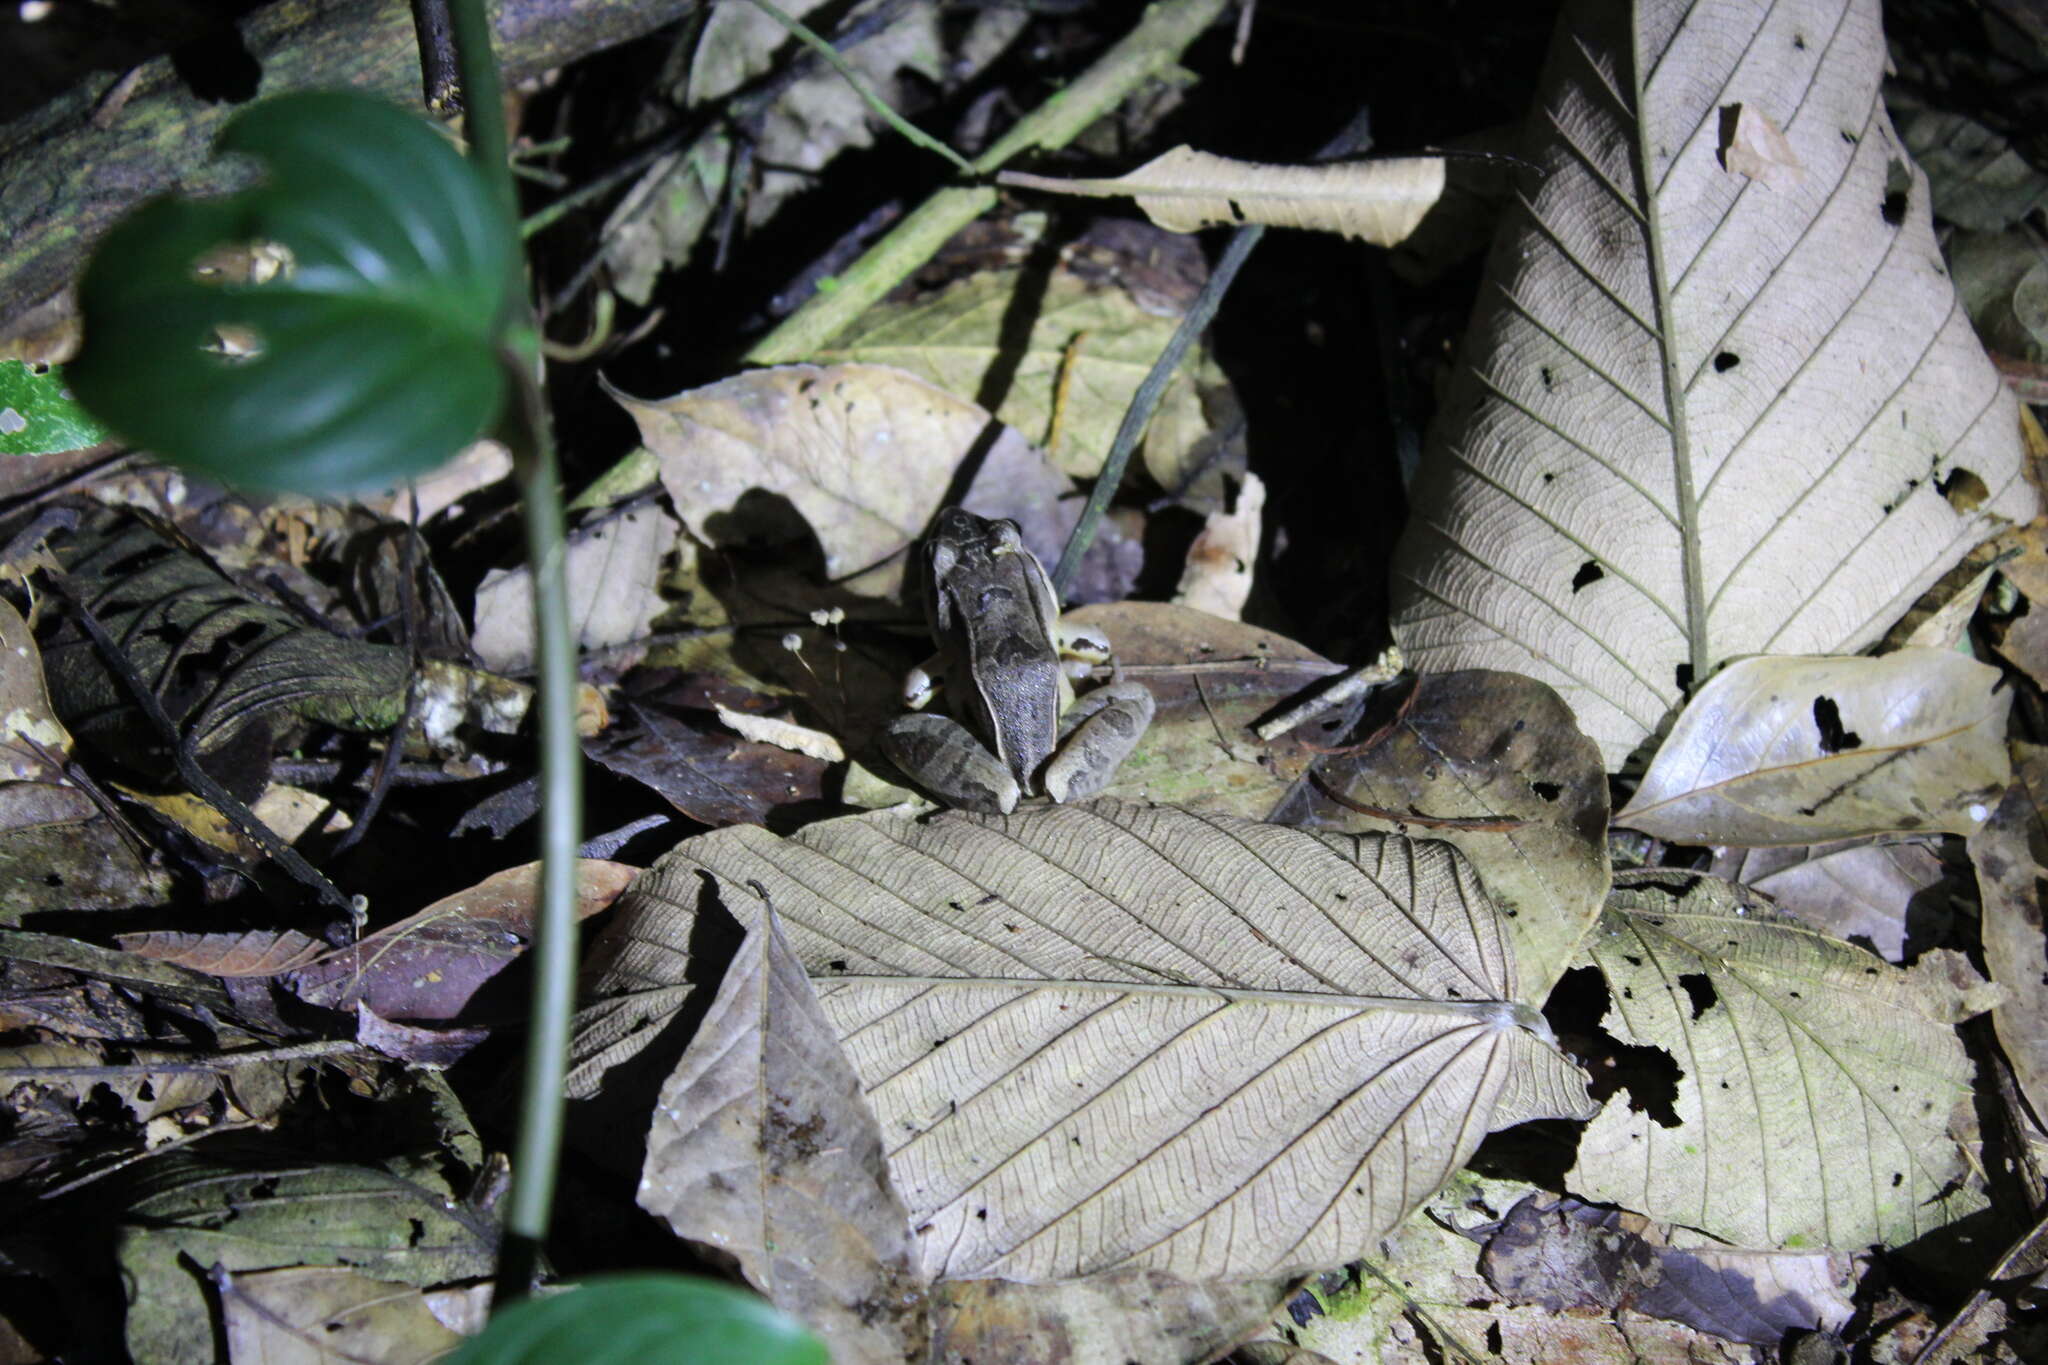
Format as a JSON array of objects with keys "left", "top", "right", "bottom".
[{"left": 881, "top": 713, "right": 1021, "bottom": 814}]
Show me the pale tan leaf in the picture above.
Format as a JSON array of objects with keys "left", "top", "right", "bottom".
[
  {"left": 1720, "top": 104, "right": 1803, "bottom": 189},
  {"left": 1967, "top": 742, "right": 2048, "bottom": 1121},
  {"left": 473, "top": 502, "right": 679, "bottom": 673},
  {"left": 596, "top": 801, "right": 1595, "bottom": 1283},
  {"left": 1390, "top": 0, "right": 2037, "bottom": 767},
  {"left": 638, "top": 907, "right": 926, "bottom": 1363},
  {"left": 1566, "top": 870, "right": 1985, "bottom": 1249},
  {"left": 1171, "top": 471, "right": 1262, "bottom": 620},
  {"left": 714, "top": 703, "right": 845, "bottom": 762},
  {"left": 220, "top": 1266, "right": 461, "bottom": 1365},
  {"left": 1708, "top": 837, "right": 1949, "bottom": 961},
  {"left": 613, "top": 364, "right": 1059, "bottom": 598},
  {"left": 1616, "top": 651, "right": 2010, "bottom": 845},
  {"left": 1001, "top": 148, "right": 1447, "bottom": 244}
]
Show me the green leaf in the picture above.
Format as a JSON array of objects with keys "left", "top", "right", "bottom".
[
  {"left": 0, "top": 361, "right": 111, "bottom": 456},
  {"left": 67, "top": 91, "right": 518, "bottom": 494},
  {"left": 443, "top": 1276, "right": 828, "bottom": 1365}
]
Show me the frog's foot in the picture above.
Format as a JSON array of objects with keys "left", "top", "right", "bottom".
[
  {"left": 880, "top": 713, "right": 1021, "bottom": 814},
  {"left": 1043, "top": 681, "right": 1154, "bottom": 803}
]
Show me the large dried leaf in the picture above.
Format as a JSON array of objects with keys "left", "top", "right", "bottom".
[
  {"left": 1567, "top": 869, "right": 1984, "bottom": 1249},
  {"left": 638, "top": 907, "right": 926, "bottom": 1363},
  {"left": 600, "top": 801, "right": 1595, "bottom": 1283},
  {"left": 613, "top": 364, "right": 1078, "bottom": 599},
  {"left": 1000, "top": 148, "right": 1446, "bottom": 243},
  {"left": 220, "top": 1266, "right": 463, "bottom": 1365},
  {"left": 1616, "top": 651, "right": 2010, "bottom": 845},
  {"left": 1390, "top": 0, "right": 2036, "bottom": 767},
  {"left": 1968, "top": 742, "right": 2048, "bottom": 1122}
]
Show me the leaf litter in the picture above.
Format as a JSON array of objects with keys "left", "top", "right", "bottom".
[{"left": 5, "top": 0, "right": 2046, "bottom": 1359}]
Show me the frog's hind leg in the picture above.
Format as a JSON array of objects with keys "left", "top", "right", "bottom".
[
  {"left": 881, "top": 713, "right": 1022, "bottom": 814},
  {"left": 1043, "top": 681, "right": 1154, "bottom": 803}
]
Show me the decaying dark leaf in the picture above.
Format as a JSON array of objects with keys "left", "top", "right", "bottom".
[
  {"left": 586, "top": 670, "right": 831, "bottom": 828},
  {"left": 34, "top": 503, "right": 526, "bottom": 794},
  {"left": 639, "top": 906, "right": 927, "bottom": 1363},
  {"left": 1479, "top": 1195, "right": 1854, "bottom": 1346},
  {"left": 289, "top": 859, "right": 636, "bottom": 1022}
]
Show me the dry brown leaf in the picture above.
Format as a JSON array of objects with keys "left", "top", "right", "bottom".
[
  {"left": 638, "top": 906, "right": 927, "bottom": 1363},
  {"left": 1273, "top": 669, "right": 1611, "bottom": 1000},
  {"left": 1968, "top": 742, "right": 2048, "bottom": 1122},
  {"left": 613, "top": 364, "right": 1059, "bottom": 599},
  {"left": 594, "top": 801, "right": 1594, "bottom": 1284},
  {"left": 1171, "top": 471, "right": 1262, "bottom": 620},
  {"left": 1707, "top": 837, "right": 1949, "bottom": 961},
  {"left": 932, "top": 1270, "right": 1288, "bottom": 1364},
  {"left": 220, "top": 1265, "right": 463, "bottom": 1365},
  {"left": 117, "top": 926, "right": 328, "bottom": 977},
  {"left": 290, "top": 860, "right": 636, "bottom": 1021},
  {"left": 1001, "top": 148, "right": 1447, "bottom": 244},
  {"left": 1616, "top": 650, "right": 2010, "bottom": 845},
  {"left": 473, "top": 501, "right": 679, "bottom": 673},
  {"left": 1074, "top": 602, "right": 1343, "bottom": 819}
]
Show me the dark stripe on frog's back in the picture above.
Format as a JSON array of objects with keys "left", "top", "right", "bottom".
[{"left": 955, "top": 584, "right": 1059, "bottom": 788}]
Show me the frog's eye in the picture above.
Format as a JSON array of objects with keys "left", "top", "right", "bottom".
[{"left": 988, "top": 519, "right": 1026, "bottom": 553}]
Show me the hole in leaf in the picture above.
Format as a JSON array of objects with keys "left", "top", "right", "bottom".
[
  {"left": 1812, "top": 695, "right": 1861, "bottom": 753},
  {"left": 1938, "top": 467, "right": 1988, "bottom": 513},
  {"left": 1571, "top": 560, "right": 1603, "bottom": 591},
  {"left": 1531, "top": 780, "right": 1560, "bottom": 801},
  {"left": 1882, "top": 159, "right": 1911, "bottom": 225},
  {"left": 1678, "top": 972, "right": 1716, "bottom": 1019},
  {"left": 1713, "top": 351, "right": 1739, "bottom": 371}
]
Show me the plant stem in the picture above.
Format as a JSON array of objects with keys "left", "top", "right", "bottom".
[
  {"left": 497, "top": 362, "right": 582, "bottom": 1300},
  {"left": 446, "top": 0, "right": 583, "bottom": 1301}
]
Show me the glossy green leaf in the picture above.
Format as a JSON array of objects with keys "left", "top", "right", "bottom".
[
  {"left": 0, "top": 361, "right": 111, "bottom": 456},
  {"left": 68, "top": 91, "right": 518, "bottom": 493},
  {"left": 444, "top": 1275, "right": 828, "bottom": 1365}
]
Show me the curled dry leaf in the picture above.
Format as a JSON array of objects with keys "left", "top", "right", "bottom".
[
  {"left": 613, "top": 364, "right": 1057, "bottom": 599},
  {"left": 638, "top": 907, "right": 927, "bottom": 1365},
  {"left": 1707, "top": 837, "right": 1949, "bottom": 962},
  {"left": 1391, "top": 0, "right": 2035, "bottom": 767},
  {"left": 1616, "top": 650, "right": 2010, "bottom": 845},
  {"left": 1567, "top": 870, "right": 1985, "bottom": 1249},
  {"left": 289, "top": 860, "right": 636, "bottom": 1022},
  {"left": 1272, "top": 668, "right": 1611, "bottom": 1000},
  {"left": 1000, "top": 148, "right": 1447, "bottom": 244},
  {"left": 1171, "top": 470, "right": 1262, "bottom": 620},
  {"left": 1967, "top": 742, "right": 2048, "bottom": 1122},
  {"left": 596, "top": 800, "right": 1594, "bottom": 1284}
]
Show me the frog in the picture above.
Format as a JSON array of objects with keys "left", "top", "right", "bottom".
[{"left": 880, "top": 507, "right": 1153, "bottom": 815}]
